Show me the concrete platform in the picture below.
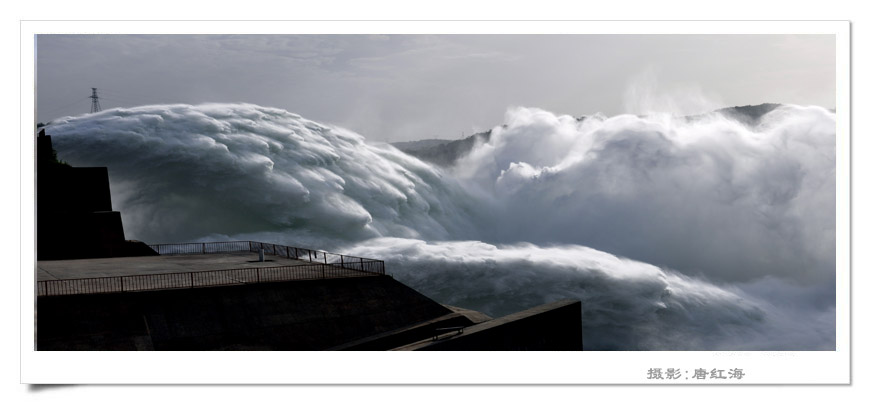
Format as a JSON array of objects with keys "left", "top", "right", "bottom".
[{"left": 37, "top": 252, "right": 317, "bottom": 281}]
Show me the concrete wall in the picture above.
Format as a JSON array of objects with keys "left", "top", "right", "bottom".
[
  {"left": 39, "top": 166, "right": 114, "bottom": 213},
  {"left": 37, "top": 276, "right": 453, "bottom": 350}
]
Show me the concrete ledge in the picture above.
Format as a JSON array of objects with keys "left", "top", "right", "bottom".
[
  {"left": 329, "top": 307, "right": 492, "bottom": 351},
  {"left": 395, "top": 299, "right": 583, "bottom": 351}
]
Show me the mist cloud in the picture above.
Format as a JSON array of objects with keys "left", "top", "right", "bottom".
[{"left": 454, "top": 105, "right": 835, "bottom": 286}]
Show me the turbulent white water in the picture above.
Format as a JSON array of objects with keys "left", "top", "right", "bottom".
[{"left": 45, "top": 102, "right": 836, "bottom": 350}]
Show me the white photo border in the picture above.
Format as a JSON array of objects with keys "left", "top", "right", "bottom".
[{"left": 19, "top": 20, "right": 851, "bottom": 384}]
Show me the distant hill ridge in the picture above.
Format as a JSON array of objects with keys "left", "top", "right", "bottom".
[
  {"left": 392, "top": 130, "right": 494, "bottom": 167},
  {"left": 389, "top": 138, "right": 453, "bottom": 152},
  {"left": 391, "top": 104, "right": 786, "bottom": 167}
]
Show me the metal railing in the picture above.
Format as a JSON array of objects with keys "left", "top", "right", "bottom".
[
  {"left": 37, "top": 263, "right": 379, "bottom": 297},
  {"left": 37, "top": 241, "right": 386, "bottom": 297},
  {"left": 146, "top": 241, "right": 384, "bottom": 275}
]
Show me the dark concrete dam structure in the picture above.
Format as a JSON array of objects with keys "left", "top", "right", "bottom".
[{"left": 39, "top": 272, "right": 454, "bottom": 350}]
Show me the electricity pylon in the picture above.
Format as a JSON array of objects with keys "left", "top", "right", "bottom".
[{"left": 89, "top": 88, "right": 102, "bottom": 113}]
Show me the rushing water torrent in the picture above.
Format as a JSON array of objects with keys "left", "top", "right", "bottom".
[{"left": 45, "top": 102, "right": 836, "bottom": 350}]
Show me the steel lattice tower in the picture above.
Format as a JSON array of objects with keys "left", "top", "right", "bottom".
[{"left": 89, "top": 88, "right": 102, "bottom": 113}]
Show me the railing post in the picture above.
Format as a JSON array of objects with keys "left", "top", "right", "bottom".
[
  {"left": 340, "top": 255, "right": 344, "bottom": 268},
  {"left": 324, "top": 252, "right": 327, "bottom": 265},
  {"left": 257, "top": 268, "right": 260, "bottom": 283},
  {"left": 202, "top": 243, "right": 205, "bottom": 254},
  {"left": 190, "top": 272, "right": 194, "bottom": 288},
  {"left": 321, "top": 264, "right": 325, "bottom": 279},
  {"left": 120, "top": 277, "right": 124, "bottom": 292},
  {"left": 308, "top": 250, "right": 312, "bottom": 262}
]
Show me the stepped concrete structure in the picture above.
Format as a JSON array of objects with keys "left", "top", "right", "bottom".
[{"left": 37, "top": 130, "right": 156, "bottom": 260}]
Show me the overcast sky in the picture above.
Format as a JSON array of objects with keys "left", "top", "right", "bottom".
[{"left": 36, "top": 34, "right": 835, "bottom": 142}]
